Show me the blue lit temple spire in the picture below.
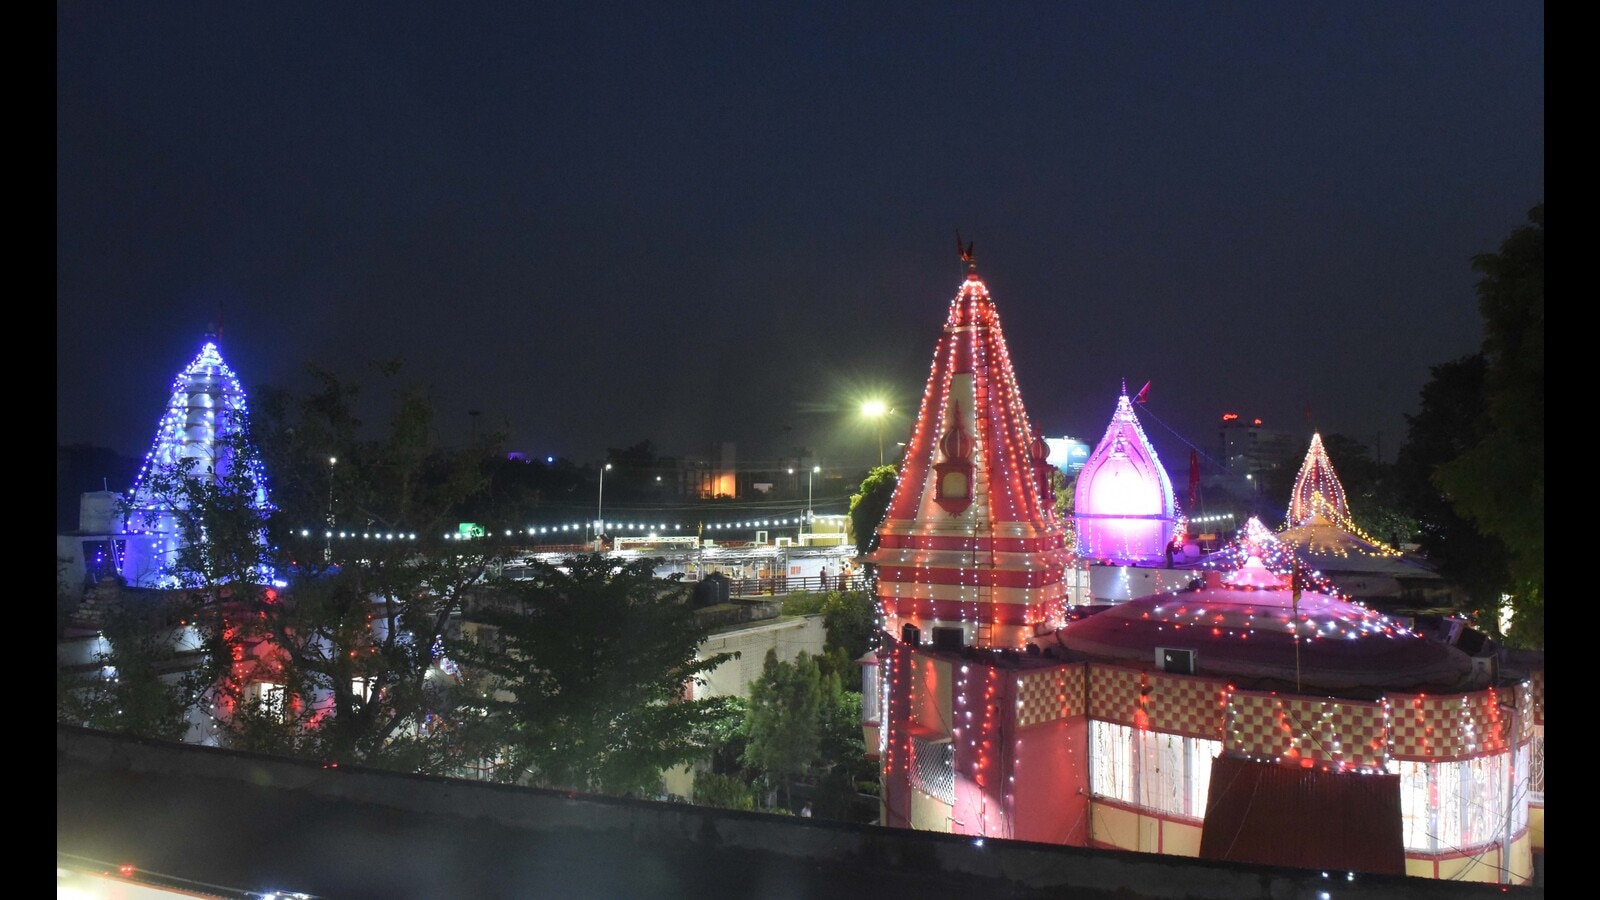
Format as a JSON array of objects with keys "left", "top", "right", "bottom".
[{"left": 121, "top": 331, "right": 274, "bottom": 588}]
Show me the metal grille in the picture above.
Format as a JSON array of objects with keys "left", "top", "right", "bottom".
[
  {"left": 911, "top": 737, "right": 955, "bottom": 804},
  {"left": 1530, "top": 733, "right": 1545, "bottom": 798}
]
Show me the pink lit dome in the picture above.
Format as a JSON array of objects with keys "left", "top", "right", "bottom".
[{"left": 1072, "top": 385, "right": 1178, "bottom": 564}]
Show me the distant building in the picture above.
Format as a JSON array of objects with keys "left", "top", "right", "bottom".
[
  {"left": 1217, "top": 412, "right": 1296, "bottom": 479},
  {"left": 1042, "top": 436, "right": 1090, "bottom": 475}
]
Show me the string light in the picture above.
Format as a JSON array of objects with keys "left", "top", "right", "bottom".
[
  {"left": 869, "top": 252, "right": 1071, "bottom": 650},
  {"left": 1073, "top": 386, "right": 1180, "bottom": 564},
  {"left": 119, "top": 337, "right": 275, "bottom": 589}
]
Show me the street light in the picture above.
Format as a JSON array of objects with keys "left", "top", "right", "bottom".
[
  {"left": 862, "top": 400, "right": 889, "bottom": 467},
  {"left": 595, "top": 463, "right": 613, "bottom": 551},
  {"left": 325, "top": 456, "right": 337, "bottom": 562},
  {"left": 787, "top": 464, "right": 821, "bottom": 539},
  {"left": 807, "top": 465, "right": 818, "bottom": 532}
]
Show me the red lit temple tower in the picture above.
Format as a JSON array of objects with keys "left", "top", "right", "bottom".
[
  {"left": 867, "top": 246, "right": 1083, "bottom": 839},
  {"left": 867, "top": 245, "right": 1071, "bottom": 651}
]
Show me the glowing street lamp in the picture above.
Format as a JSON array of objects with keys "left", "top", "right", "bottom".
[
  {"left": 325, "top": 456, "right": 337, "bottom": 562},
  {"left": 862, "top": 400, "right": 890, "bottom": 467},
  {"left": 808, "top": 465, "right": 818, "bottom": 529},
  {"left": 595, "top": 462, "right": 613, "bottom": 551}
]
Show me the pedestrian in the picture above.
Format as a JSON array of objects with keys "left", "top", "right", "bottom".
[{"left": 800, "top": 802, "right": 813, "bottom": 818}]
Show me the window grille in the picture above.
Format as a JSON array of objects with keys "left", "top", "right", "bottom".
[
  {"left": 1529, "top": 732, "right": 1545, "bottom": 800},
  {"left": 912, "top": 737, "right": 955, "bottom": 804}
]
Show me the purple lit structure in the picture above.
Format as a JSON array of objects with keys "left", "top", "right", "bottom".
[{"left": 1072, "top": 383, "right": 1178, "bottom": 565}]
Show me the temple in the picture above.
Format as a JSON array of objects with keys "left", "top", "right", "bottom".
[
  {"left": 1072, "top": 383, "right": 1180, "bottom": 565},
  {"left": 1273, "top": 432, "right": 1448, "bottom": 614},
  {"left": 865, "top": 245, "right": 1071, "bottom": 650},
  {"left": 864, "top": 250, "right": 1542, "bottom": 884},
  {"left": 117, "top": 333, "right": 273, "bottom": 589}
]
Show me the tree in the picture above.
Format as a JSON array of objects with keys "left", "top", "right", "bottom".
[
  {"left": 459, "top": 553, "right": 738, "bottom": 796},
  {"left": 812, "top": 667, "right": 875, "bottom": 821},
  {"left": 1397, "top": 356, "right": 1515, "bottom": 634},
  {"left": 743, "top": 648, "right": 822, "bottom": 808},
  {"left": 692, "top": 771, "right": 757, "bottom": 810},
  {"left": 848, "top": 465, "right": 898, "bottom": 556},
  {"left": 820, "top": 588, "right": 877, "bottom": 665},
  {"left": 56, "top": 583, "right": 223, "bottom": 741},
  {"left": 1433, "top": 203, "right": 1544, "bottom": 648},
  {"left": 1052, "top": 471, "right": 1078, "bottom": 554},
  {"left": 180, "top": 363, "right": 513, "bottom": 772},
  {"left": 1319, "top": 432, "right": 1417, "bottom": 547}
]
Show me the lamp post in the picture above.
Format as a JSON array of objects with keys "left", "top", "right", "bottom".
[
  {"left": 863, "top": 401, "right": 889, "bottom": 467},
  {"left": 807, "top": 465, "right": 818, "bottom": 533},
  {"left": 325, "top": 456, "right": 337, "bottom": 562},
  {"left": 595, "top": 463, "right": 612, "bottom": 551}
]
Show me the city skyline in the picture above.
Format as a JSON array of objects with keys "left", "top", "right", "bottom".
[{"left": 58, "top": 4, "right": 1544, "bottom": 470}]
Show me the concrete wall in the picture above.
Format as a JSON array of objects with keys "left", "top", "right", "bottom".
[
  {"left": 695, "top": 614, "right": 826, "bottom": 700},
  {"left": 59, "top": 725, "right": 1538, "bottom": 899}
]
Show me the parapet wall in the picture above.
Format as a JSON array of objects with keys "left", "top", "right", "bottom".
[{"left": 57, "top": 725, "right": 1536, "bottom": 899}]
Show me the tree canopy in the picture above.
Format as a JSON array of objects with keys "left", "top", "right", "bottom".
[
  {"left": 1432, "top": 204, "right": 1544, "bottom": 647},
  {"left": 743, "top": 647, "right": 822, "bottom": 807},
  {"left": 458, "top": 553, "right": 738, "bottom": 795},
  {"left": 848, "top": 464, "right": 898, "bottom": 556}
]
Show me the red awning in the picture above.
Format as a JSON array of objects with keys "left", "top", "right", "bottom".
[{"left": 1198, "top": 754, "right": 1405, "bottom": 875}]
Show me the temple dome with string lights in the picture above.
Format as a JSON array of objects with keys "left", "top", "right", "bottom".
[
  {"left": 865, "top": 245, "right": 1071, "bottom": 650},
  {"left": 1072, "top": 383, "right": 1179, "bottom": 565},
  {"left": 118, "top": 332, "right": 274, "bottom": 589},
  {"left": 1269, "top": 432, "right": 1444, "bottom": 610},
  {"left": 1052, "top": 556, "right": 1475, "bottom": 696}
]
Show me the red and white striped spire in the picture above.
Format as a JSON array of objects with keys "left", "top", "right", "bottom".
[{"left": 867, "top": 245, "right": 1071, "bottom": 649}]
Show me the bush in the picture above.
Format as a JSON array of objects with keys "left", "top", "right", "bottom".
[
  {"left": 779, "top": 593, "right": 826, "bottom": 616},
  {"left": 693, "top": 771, "right": 756, "bottom": 811}
]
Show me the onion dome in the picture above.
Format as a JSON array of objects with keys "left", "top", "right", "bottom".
[
  {"left": 1072, "top": 384, "right": 1178, "bottom": 564},
  {"left": 867, "top": 245, "right": 1071, "bottom": 649},
  {"left": 939, "top": 405, "right": 975, "bottom": 462}
]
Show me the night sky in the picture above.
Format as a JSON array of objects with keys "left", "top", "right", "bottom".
[{"left": 57, "top": 4, "right": 1543, "bottom": 475}]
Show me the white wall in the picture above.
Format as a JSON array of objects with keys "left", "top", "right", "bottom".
[{"left": 694, "top": 615, "right": 827, "bottom": 700}]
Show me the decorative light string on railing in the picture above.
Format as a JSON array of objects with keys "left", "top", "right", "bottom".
[{"left": 294, "top": 514, "right": 855, "bottom": 542}]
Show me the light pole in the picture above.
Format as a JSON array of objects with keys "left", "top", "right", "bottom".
[
  {"left": 863, "top": 400, "right": 889, "bottom": 467},
  {"left": 807, "top": 465, "right": 818, "bottom": 533},
  {"left": 595, "top": 463, "right": 612, "bottom": 551},
  {"left": 325, "top": 456, "right": 337, "bottom": 562}
]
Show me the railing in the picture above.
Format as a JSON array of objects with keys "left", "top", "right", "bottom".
[{"left": 722, "top": 574, "right": 866, "bottom": 596}]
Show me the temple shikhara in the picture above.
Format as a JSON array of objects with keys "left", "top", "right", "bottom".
[
  {"left": 1072, "top": 382, "right": 1180, "bottom": 566},
  {"left": 865, "top": 245, "right": 1070, "bottom": 651},
  {"left": 863, "top": 248, "right": 1543, "bottom": 884},
  {"left": 117, "top": 334, "right": 275, "bottom": 590}
]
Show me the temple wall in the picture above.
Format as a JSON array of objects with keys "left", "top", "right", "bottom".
[
  {"left": 1009, "top": 717, "right": 1090, "bottom": 845},
  {"left": 1086, "top": 564, "right": 1199, "bottom": 604},
  {"left": 1090, "top": 800, "right": 1201, "bottom": 856},
  {"left": 1406, "top": 833, "right": 1533, "bottom": 884},
  {"left": 910, "top": 786, "right": 953, "bottom": 831}
]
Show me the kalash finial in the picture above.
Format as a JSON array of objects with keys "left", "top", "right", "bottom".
[{"left": 956, "top": 231, "right": 977, "bottom": 275}]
